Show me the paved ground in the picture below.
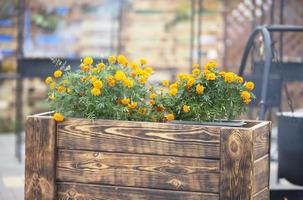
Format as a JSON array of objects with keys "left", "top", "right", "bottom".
[
  {"left": 0, "top": 130, "right": 302, "bottom": 200},
  {"left": 0, "top": 134, "right": 24, "bottom": 200}
]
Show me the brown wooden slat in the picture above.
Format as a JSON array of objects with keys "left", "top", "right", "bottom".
[
  {"left": 57, "top": 182, "right": 219, "bottom": 200},
  {"left": 56, "top": 149, "right": 220, "bottom": 193},
  {"left": 253, "top": 187, "right": 269, "bottom": 200},
  {"left": 57, "top": 118, "right": 221, "bottom": 158},
  {"left": 220, "top": 128, "right": 254, "bottom": 200},
  {"left": 25, "top": 116, "right": 57, "bottom": 200},
  {"left": 253, "top": 121, "right": 271, "bottom": 160},
  {"left": 253, "top": 155, "right": 269, "bottom": 194}
]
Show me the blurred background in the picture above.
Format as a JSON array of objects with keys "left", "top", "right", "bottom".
[{"left": 0, "top": 0, "right": 302, "bottom": 199}]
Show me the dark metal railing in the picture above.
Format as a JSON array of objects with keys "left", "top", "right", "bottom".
[{"left": 238, "top": 25, "right": 303, "bottom": 120}]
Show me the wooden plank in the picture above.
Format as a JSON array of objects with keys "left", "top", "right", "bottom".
[
  {"left": 220, "top": 129, "right": 254, "bottom": 200},
  {"left": 56, "top": 149, "right": 220, "bottom": 193},
  {"left": 253, "top": 155, "right": 269, "bottom": 194},
  {"left": 253, "top": 187, "right": 269, "bottom": 200},
  {"left": 57, "top": 182, "right": 219, "bottom": 200},
  {"left": 57, "top": 118, "right": 221, "bottom": 158},
  {"left": 25, "top": 116, "right": 57, "bottom": 200},
  {"left": 253, "top": 121, "right": 271, "bottom": 160}
]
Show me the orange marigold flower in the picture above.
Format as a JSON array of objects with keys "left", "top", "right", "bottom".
[
  {"left": 245, "top": 81, "right": 255, "bottom": 91},
  {"left": 53, "top": 112, "right": 64, "bottom": 122},
  {"left": 93, "top": 80, "right": 103, "bottom": 89},
  {"left": 187, "top": 77, "right": 195, "bottom": 88},
  {"left": 150, "top": 100, "right": 156, "bottom": 106},
  {"left": 169, "top": 88, "right": 178, "bottom": 96},
  {"left": 106, "top": 75, "right": 116, "bottom": 87},
  {"left": 138, "top": 76, "right": 147, "bottom": 85},
  {"left": 162, "top": 80, "right": 169, "bottom": 87},
  {"left": 183, "top": 105, "right": 190, "bottom": 113},
  {"left": 97, "top": 62, "right": 105, "bottom": 70},
  {"left": 128, "top": 102, "right": 138, "bottom": 109},
  {"left": 192, "top": 68, "right": 200, "bottom": 76},
  {"left": 192, "top": 63, "right": 199, "bottom": 68},
  {"left": 91, "top": 87, "right": 101, "bottom": 96},
  {"left": 54, "top": 70, "right": 62, "bottom": 78},
  {"left": 237, "top": 76, "right": 244, "bottom": 84},
  {"left": 241, "top": 91, "right": 251, "bottom": 102},
  {"left": 108, "top": 55, "right": 116, "bottom": 64},
  {"left": 81, "top": 64, "right": 90, "bottom": 72},
  {"left": 83, "top": 57, "right": 93, "bottom": 65},
  {"left": 130, "top": 61, "right": 139, "bottom": 70},
  {"left": 196, "top": 84, "right": 204, "bottom": 95},
  {"left": 121, "top": 98, "right": 130, "bottom": 105},
  {"left": 224, "top": 72, "right": 235, "bottom": 83},
  {"left": 150, "top": 93, "right": 157, "bottom": 99},
  {"left": 45, "top": 76, "right": 52, "bottom": 84},
  {"left": 57, "top": 86, "right": 66, "bottom": 93},
  {"left": 204, "top": 60, "right": 218, "bottom": 70},
  {"left": 205, "top": 72, "right": 216, "bottom": 81},
  {"left": 156, "top": 106, "right": 164, "bottom": 112},
  {"left": 166, "top": 113, "right": 175, "bottom": 121}
]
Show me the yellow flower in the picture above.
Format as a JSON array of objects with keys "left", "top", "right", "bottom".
[
  {"left": 91, "top": 87, "right": 101, "bottom": 96},
  {"left": 187, "top": 77, "right": 195, "bottom": 88},
  {"left": 183, "top": 105, "right": 190, "bottom": 113},
  {"left": 114, "top": 70, "right": 126, "bottom": 81},
  {"left": 128, "top": 102, "right": 138, "bottom": 109},
  {"left": 67, "top": 88, "right": 72, "bottom": 93},
  {"left": 138, "top": 76, "right": 147, "bottom": 85},
  {"left": 108, "top": 55, "right": 116, "bottom": 64},
  {"left": 83, "top": 57, "right": 93, "bottom": 65},
  {"left": 169, "top": 83, "right": 178, "bottom": 89},
  {"left": 91, "top": 67, "right": 100, "bottom": 73},
  {"left": 177, "top": 73, "right": 191, "bottom": 80},
  {"left": 192, "top": 63, "right": 199, "bottom": 68},
  {"left": 49, "top": 94, "right": 56, "bottom": 100},
  {"left": 219, "top": 71, "right": 226, "bottom": 77},
  {"left": 162, "top": 80, "right": 169, "bottom": 87},
  {"left": 224, "top": 72, "right": 235, "bottom": 83},
  {"left": 237, "top": 76, "right": 244, "bottom": 84},
  {"left": 169, "top": 88, "right": 178, "bottom": 96},
  {"left": 45, "top": 76, "right": 52, "bottom": 84},
  {"left": 166, "top": 113, "right": 175, "bottom": 121},
  {"left": 243, "top": 98, "right": 251, "bottom": 104},
  {"left": 156, "top": 106, "right": 164, "bottom": 112},
  {"left": 144, "top": 67, "right": 153, "bottom": 75},
  {"left": 117, "top": 55, "right": 128, "bottom": 66},
  {"left": 50, "top": 82, "right": 56, "bottom": 90},
  {"left": 121, "top": 98, "right": 130, "bottom": 105},
  {"left": 97, "top": 62, "right": 105, "bottom": 70},
  {"left": 81, "top": 64, "right": 90, "bottom": 72},
  {"left": 150, "top": 93, "right": 157, "bottom": 99},
  {"left": 91, "top": 76, "right": 97, "bottom": 83},
  {"left": 205, "top": 72, "right": 216, "bottom": 81},
  {"left": 53, "top": 112, "right": 64, "bottom": 122},
  {"left": 130, "top": 61, "right": 139, "bottom": 70},
  {"left": 241, "top": 91, "right": 251, "bottom": 100},
  {"left": 57, "top": 86, "right": 66, "bottom": 93},
  {"left": 150, "top": 100, "right": 156, "bottom": 106},
  {"left": 93, "top": 80, "right": 103, "bottom": 89},
  {"left": 81, "top": 76, "right": 88, "bottom": 82},
  {"left": 138, "top": 107, "right": 147, "bottom": 115},
  {"left": 123, "top": 79, "right": 134, "bottom": 88},
  {"left": 107, "top": 75, "right": 116, "bottom": 87},
  {"left": 130, "top": 71, "right": 137, "bottom": 78},
  {"left": 140, "top": 58, "right": 147, "bottom": 65},
  {"left": 245, "top": 81, "right": 255, "bottom": 91},
  {"left": 54, "top": 70, "right": 62, "bottom": 78},
  {"left": 192, "top": 68, "right": 200, "bottom": 76},
  {"left": 196, "top": 84, "right": 204, "bottom": 95},
  {"left": 204, "top": 60, "right": 218, "bottom": 70}
]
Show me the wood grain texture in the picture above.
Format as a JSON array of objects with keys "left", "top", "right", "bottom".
[
  {"left": 253, "top": 155, "right": 269, "bottom": 194},
  {"left": 253, "top": 187, "right": 269, "bottom": 200},
  {"left": 57, "top": 182, "right": 219, "bottom": 200},
  {"left": 220, "top": 129, "right": 254, "bottom": 200},
  {"left": 57, "top": 118, "right": 221, "bottom": 158},
  {"left": 56, "top": 149, "right": 220, "bottom": 193},
  {"left": 25, "top": 116, "right": 57, "bottom": 200},
  {"left": 253, "top": 121, "right": 271, "bottom": 160}
]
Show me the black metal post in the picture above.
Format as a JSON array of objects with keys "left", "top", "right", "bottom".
[{"left": 15, "top": 0, "right": 25, "bottom": 162}]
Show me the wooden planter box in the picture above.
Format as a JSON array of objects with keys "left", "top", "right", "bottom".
[{"left": 25, "top": 112, "right": 271, "bottom": 200}]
